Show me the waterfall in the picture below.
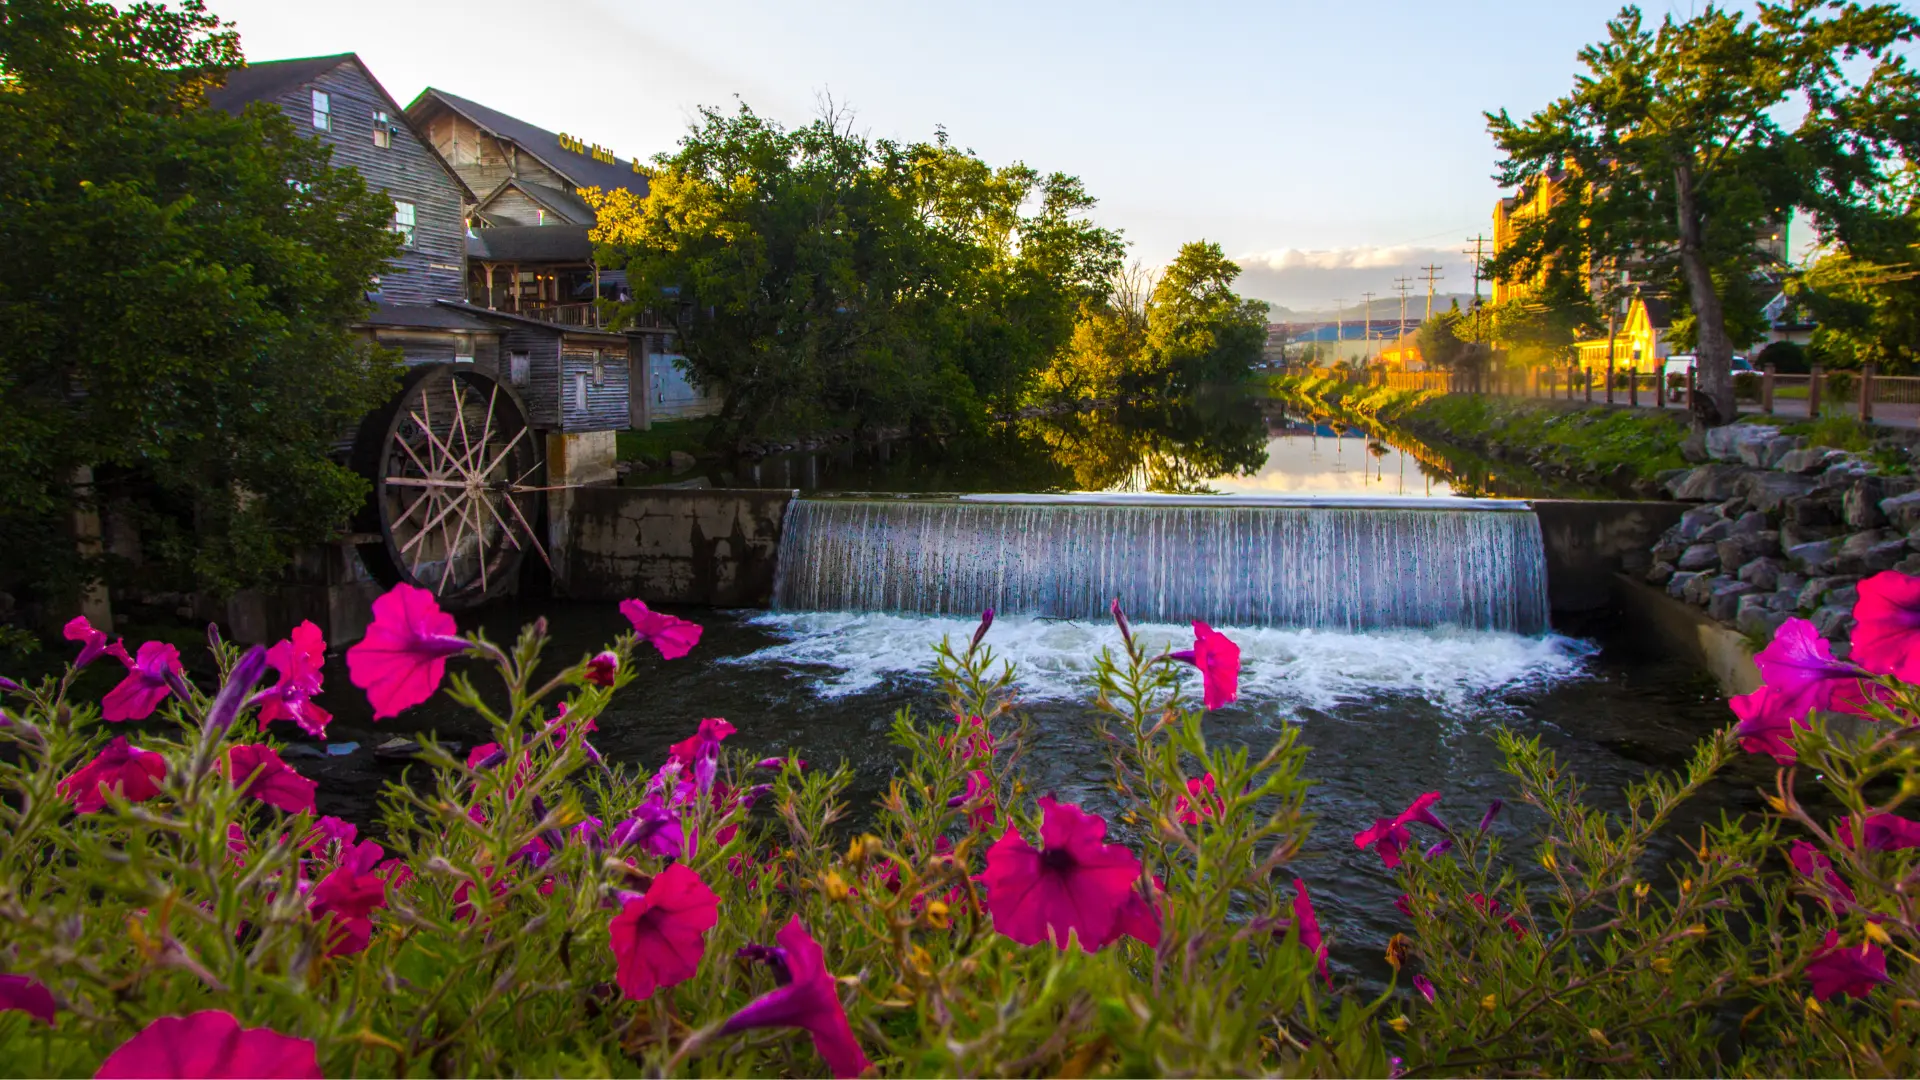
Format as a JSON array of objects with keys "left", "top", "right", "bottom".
[{"left": 771, "top": 494, "right": 1551, "bottom": 633}]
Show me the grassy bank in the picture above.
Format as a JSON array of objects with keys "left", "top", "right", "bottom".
[
  {"left": 614, "top": 418, "right": 715, "bottom": 464},
  {"left": 1270, "top": 373, "right": 1692, "bottom": 492}
]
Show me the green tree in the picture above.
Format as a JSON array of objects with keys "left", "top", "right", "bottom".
[
  {"left": 585, "top": 105, "right": 1123, "bottom": 444},
  {"left": 1795, "top": 232, "right": 1920, "bottom": 373},
  {"left": 0, "top": 0, "right": 401, "bottom": 604},
  {"left": 1485, "top": 1, "right": 1920, "bottom": 428},
  {"left": 1415, "top": 301, "right": 1470, "bottom": 369},
  {"left": 1136, "top": 241, "right": 1270, "bottom": 393}
]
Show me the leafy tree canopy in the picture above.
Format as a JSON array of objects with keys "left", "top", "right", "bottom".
[
  {"left": 584, "top": 105, "right": 1126, "bottom": 444},
  {"left": 0, "top": 0, "right": 401, "bottom": 603},
  {"left": 1485, "top": 1, "right": 1920, "bottom": 426}
]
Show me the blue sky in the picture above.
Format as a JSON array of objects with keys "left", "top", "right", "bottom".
[{"left": 212, "top": 0, "right": 1726, "bottom": 313}]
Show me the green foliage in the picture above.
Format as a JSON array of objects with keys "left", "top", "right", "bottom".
[
  {"left": 1757, "top": 340, "right": 1810, "bottom": 374},
  {"left": 0, "top": 0, "right": 403, "bottom": 602},
  {"left": 584, "top": 107, "right": 1125, "bottom": 445},
  {"left": 1485, "top": 2, "right": 1920, "bottom": 420},
  {"left": 1797, "top": 241, "right": 1920, "bottom": 374},
  {"left": 6, "top": 601, "right": 1920, "bottom": 1073},
  {"left": 614, "top": 419, "right": 714, "bottom": 464}
]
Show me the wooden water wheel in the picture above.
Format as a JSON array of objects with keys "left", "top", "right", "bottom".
[{"left": 350, "top": 365, "right": 546, "bottom": 607}]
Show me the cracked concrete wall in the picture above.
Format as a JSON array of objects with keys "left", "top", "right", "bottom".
[
  {"left": 557, "top": 487, "right": 796, "bottom": 606},
  {"left": 1531, "top": 500, "right": 1690, "bottom": 612}
]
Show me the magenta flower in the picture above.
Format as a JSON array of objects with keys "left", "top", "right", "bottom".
[
  {"left": 258, "top": 621, "right": 331, "bottom": 738},
  {"left": 609, "top": 863, "right": 720, "bottom": 1001},
  {"left": 0, "top": 974, "right": 56, "bottom": 1026},
  {"left": 1413, "top": 973, "right": 1436, "bottom": 1003},
  {"left": 1851, "top": 570, "right": 1920, "bottom": 682},
  {"left": 345, "top": 584, "right": 471, "bottom": 720},
  {"left": 63, "top": 616, "right": 130, "bottom": 671},
  {"left": 720, "top": 917, "right": 870, "bottom": 1079},
  {"left": 1805, "top": 930, "right": 1888, "bottom": 1001},
  {"left": 58, "top": 737, "right": 167, "bottom": 813},
  {"left": 226, "top": 745, "right": 317, "bottom": 814},
  {"left": 1354, "top": 793, "right": 1445, "bottom": 869},
  {"left": 1113, "top": 876, "right": 1164, "bottom": 948},
  {"left": 620, "top": 598, "right": 703, "bottom": 660},
  {"left": 1730, "top": 685, "right": 1803, "bottom": 763},
  {"left": 95, "top": 1011, "right": 320, "bottom": 1078},
  {"left": 1171, "top": 621, "right": 1240, "bottom": 710},
  {"left": 1858, "top": 813, "right": 1920, "bottom": 851},
  {"left": 669, "top": 717, "right": 736, "bottom": 794},
  {"left": 755, "top": 756, "right": 806, "bottom": 771},
  {"left": 1288, "top": 878, "right": 1330, "bottom": 986},
  {"left": 309, "top": 840, "right": 386, "bottom": 956},
  {"left": 1477, "top": 799, "right": 1504, "bottom": 832},
  {"left": 585, "top": 650, "right": 619, "bottom": 687},
  {"left": 945, "top": 769, "right": 997, "bottom": 831},
  {"left": 979, "top": 795, "right": 1155, "bottom": 951},
  {"left": 610, "top": 795, "right": 686, "bottom": 859},
  {"left": 1174, "top": 773, "right": 1222, "bottom": 825},
  {"left": 102, "top": 641, "right": 182, "bottom": 722},
  {"left": 1754, "top": 618, "right": 1877, "bottom": 723},
  {"left": 1788, "top": 839, "right": 1857, "bottom": 913}
]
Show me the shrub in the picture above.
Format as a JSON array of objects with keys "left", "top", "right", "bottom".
[{"left": 2, "top": 582, "right": 1918, "bottom": 1075}]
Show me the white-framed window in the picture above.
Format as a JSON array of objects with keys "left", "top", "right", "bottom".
[
  {"left": 391, "top": 200, "right": 415, "bottom": 247},
  {"left": 573, "top": 373, "right": 587, "bottom": 411},
  {"left": 372, "top": 110, "right": 392, "bottom": 149},
  {"left": 509, "top": 351, "right": 530, "bottom": 387},
  {"left": 311, "top": 90, "right": 330, "bottom": 131}
]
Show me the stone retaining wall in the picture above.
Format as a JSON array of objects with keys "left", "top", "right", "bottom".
[
  {"left": 556, "top": 486, "right": 795, "bottom": 606},
  {"left": 1645, "top": 423, "right": 1920, "bottom": 650}
]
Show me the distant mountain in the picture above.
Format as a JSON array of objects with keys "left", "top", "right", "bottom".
[{"left": 1268, "top": 293, "right": 1481, "bottom": 325}]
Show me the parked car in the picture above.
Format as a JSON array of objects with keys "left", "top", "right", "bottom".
[{"left": 1662, "top": 353, "right": 1754, "bottom": 380}]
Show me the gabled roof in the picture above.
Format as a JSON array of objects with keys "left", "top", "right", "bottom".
[
  {"left": 205, "top": 54, "right": 354, "bottom": 114},
  {"left": 475, "top": 178, "right": 596, "bottom": 227},
  {"left": 434, "top": 300, "right": 629, "bottom": 340},
  {"left": 1640, "top": 296, "right": 1673, "bottom": 328},
  {"left": 364, "top": 300, "right": 503, "bottom": 332},
  {"left": 407, "top": 87, "right": 650, "bottom": 201},
  {"left": 206, "top": 53, "right": 477, "bottom": 202}
]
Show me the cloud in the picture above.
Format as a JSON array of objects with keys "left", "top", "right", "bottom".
[{"left": 1235, "top": 245, "right": 1456, "bottom": 272}]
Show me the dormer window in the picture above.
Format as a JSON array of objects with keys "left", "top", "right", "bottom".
[
  {"left": 372, "top": 110, "right": 392, "bottom": 149},
  {"left": 311, "top": 90, "right": 330, "bottom": 131}
]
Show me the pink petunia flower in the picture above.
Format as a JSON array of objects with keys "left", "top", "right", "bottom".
[
  {"left": 585, "top": 650, "right": 619, "bottom": 687},
  {"left": 345, "top": 584, "right": 471, "bottom": 720},
  {"left": 979, "top": 795, "right": 1156, "bottom": 951},
  {"left": 1413, "top": 973, "right": 1436, "bottom": 1003},
  {"left": 102, "top": 641, "right": 183, "bottom": 722},
  {"left": 0, "top": 974, "right": 56, "bottom": 1026},
  {"left": 1730, "top": 685, "right": 1803, "bottom": 763},
  {"left": 59, "top": 737, "right": 166, "bottom": 813},
  {"left": 1355, "top": 793, "right": 1446, "bottom": 869},
  {"left": 258, "top": 621, "right": 331, "bottom": 738},
  {"left": 609, "top": 863, "right": 720, "bottom": 1001},
  {"left": 1851, "top": 570, "right": 1920, "bottom": 682},
  {"left": 1805, "top": 930, "right": 1888, "bottom": 1001},
  {"left": 308, "top": 840, "right": 387, "bottom": 957},
  {"left": 610, "top": 795, "right": 686, "bottom": 859},
  {"left": 63, "top": 616, "right": 130, "bottom": 671},
  {"left": 1172, "top": 621, "right": 1240, "bottom": 710},
  {"left": 1788, "top": 840, "right": 1856, "bottom": 913},
  {"left": 1753, "top": 618, "right": 1878, "bottom": 723},
  {"left": 94, "top": 1011, "right": 320, "bottom": 1078},
  {"left": 620, "top": 599, "right": 703, "bottom": 660},
  {"left": 226, "top": 745, "right": 317, "bottom": 814},
  {"left": 1288, "top": 878, "right": 1331, "bottom": 986},
  {"left": 669, "top": 717, "right": 736, "bottom": 794},
  {"left": 720, "top": 917, "right": 870, "bottom": 1079},
  {"left": 1846, "top": 812, "right": 1920, "bottom": 851},
  {"left": 945, "top": 769, "right": 997, "bottom": 831},
  {"left": 1174, "top": 773, "right": 1223, "bottom": 825}
]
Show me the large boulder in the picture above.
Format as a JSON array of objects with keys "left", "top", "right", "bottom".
[
  {"left": 1780, "top": 520, "right": 1841, "bottom": 551},
  {"left": 1707, "top": 424, "right": 1778, "bottom": 462},
  {"left": 1737, "top": 470, "right": 1819, "bottom": 513},
  {"left": 1675, "top": 504, "right": 1726, "bottom": 542},
  {"left": 1707, "top": 578, "right": 1759, "bottom": 621},
  {"left": 1683, "top": 572, "right": 1718, "bottom": 606},
  {"left": 1717, "top": 531, "right": 1779, "bottom": 572},
  {"left": 1668, "top": 570, "right": 1702, "bottom": 600},
  {"left": 1785, "top": 538, "right": 1840, "bottom": 575},
  {"left": 1797, "top": 575, "right": 1857, "bottom": 611},
  {"left": 1736, "top": 594, "right": 1791, "bottom": 638},
  {"left": 1812, "top": 604, "right": 1856, "bottom": 641},
  {"left": 1737, "top": 557, "right": 1785, "bottom": 592},
  {"left": 1728, "top": 510, "right": 1769, "bottom": 536},
  {"left": 1844, "top": 477, "right": 1890, "bottom": 530},
  {"left": 1667, "top": 463, "right": 1753, "bottom": 501},
  {"left": 1880, "top": 490, "right": 1920, "bottom": 533},
  {"left": 1646, "top": 561, "right": 1677, "bottom": 586},
  {"left": 1776, "top": 447, "right": 1840, "bottom": 474},
  {"left": 1678, "top": 543, "right": 1721, "bottom": 572},
  {"left": 1833, "top": 530, "right": 1909, "bottom": 576}
]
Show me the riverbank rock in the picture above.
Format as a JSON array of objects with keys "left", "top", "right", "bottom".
[
  {"left": 1776, "top": 447, "right": 1843, "bottom": 474},
  {"left": 1667, "top": 463, "right": 1752, "bottom": 501},
  {"left": 1736, "top": 594, "right": 1791, "bottom": 638},
  {"left": 1668, "top": 570, "right": 1702, "bottom": 600},
  {"left": 1785, "top": 538, "right": 1840, "bottom": 574},
  {"left": 1706, "top": 424, "right": 1779, "bottom": 463},
  {"left": 1678, "top": 543, "right": 1720, "bottom": 572},
  {"left": 1737, "top": 557, "right": 1784, "bottom": 591},
  {"left": 1880, "top": 490, "right": 1920, "bottom": 533},
  {"left": 1706, "top": 578, "right": 1759, "bottom": 621},
  {"left": 1833, "top": 529, "right": 1908, "bottom": 576},
  {"left": 1737, "top": 470, "right": 1819, "bottom": 513}
]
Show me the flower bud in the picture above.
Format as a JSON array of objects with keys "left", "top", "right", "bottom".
[
  {"left": 206, "top": 622, "right": 224, "bottom": 653},
  {"left": 1110, "top": 597, "right": 1132, "bottom": 646},
  {"left": 969, "top": 608, "right": 994, "bottom": 652},
  {"left": 823, "top": 871, "right": 850, "bottom": 902},
  {"left": 924, "top": 900, "right": 951, "bottom": 930}
]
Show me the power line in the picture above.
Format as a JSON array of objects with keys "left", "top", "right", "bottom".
[
  {"left": 1360, "top": 291, "right": 1378, "bottom": 359},
  {"left": 1420, "top": 264, "right": 1445, "bottom": 324},
  {"left": 1463, "top": 235, "right": 1490, "bottom": 307},
  {"left": 1393, "top": 277, "right": 1413, "bottom": 347}
]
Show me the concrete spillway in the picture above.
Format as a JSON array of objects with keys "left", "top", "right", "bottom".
[{"left": 771, "top": 493, "right": 1550, "bottom": 633}]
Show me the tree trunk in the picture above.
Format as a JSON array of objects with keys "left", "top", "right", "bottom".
[{"left": 1674, "top": 163, "right": 1734, "bottom": 429}]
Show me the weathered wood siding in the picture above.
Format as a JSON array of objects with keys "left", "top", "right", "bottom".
[
  {"left": 278, "top": 65, "right": 467, "bottom": 305},
  {"left": 479, "top": 187, "right": 554, "bottom": 227},
  {"left": 424, "top": 112, "right": 570, "bottom": 204},
  {"left": 500, "top": 326, "right": 563, "bottom": 428},
  {"left": 560, "top": 341, "right": 631, "bottom": 433}
]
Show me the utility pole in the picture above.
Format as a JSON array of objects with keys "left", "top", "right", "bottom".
[
  {"left": 1360, "top": 291, "right": 1377, "bottom": 360},
  {"left": 1331, "top": 297, "right": 1346, "bottom": 366},
  {"left": 1393, "top": 277, "right": 1413, "bottom": 350},
  {"left": 1420, "top": 264, "right": 1444, "bottom": 324},
  {"left": 1463, "top": 235, "right": 1490, "bottom": 307}
]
